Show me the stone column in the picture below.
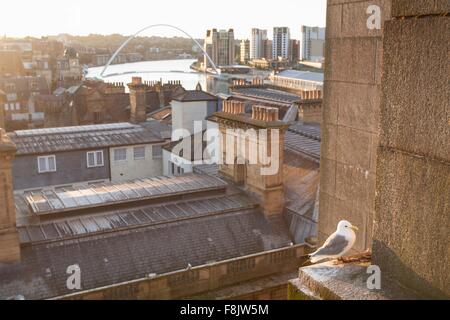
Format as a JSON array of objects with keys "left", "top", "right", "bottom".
[
  {"left": 373, "top": 0, "right": 450, "bottom": 299},
  {"left": 0, "top": 129, "right": 20, "bottom": 263},
  {"left": 319, "top": 0, "right": 392, "bottom": 252}
]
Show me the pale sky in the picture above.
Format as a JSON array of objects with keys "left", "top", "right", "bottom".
[{"left": 1, "top": 0, "right": 327, "bottom": 39}]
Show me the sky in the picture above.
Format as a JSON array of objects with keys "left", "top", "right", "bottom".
[{"left": 0, "top": 0, "right": 327, "bottom": 40}]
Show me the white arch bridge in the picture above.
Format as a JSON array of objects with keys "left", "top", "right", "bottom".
[{"left": 100, "top": 24, "right": 219, "bottom": 78}]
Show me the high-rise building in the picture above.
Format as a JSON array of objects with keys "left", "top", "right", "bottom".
[
  {"left": 240, "top": 39, "right": 250, "bottom": 64},
  {"left": 289, "top": 39, "right": 300, "bottom": 63},
  {"left": 272, "top": 27, "right": 290, "bottom": 60},
  {"left": 204, "top": 29, "right": 235, "bottom": 68},
  {"left": 300, "top": 26, "right": 326, "bottom": 61},
  {"left": 264, "top": 39, "right": 273, "bottom": 60},
  {"left": 250, "top": 28, "right": 268, "bottom": 59}
]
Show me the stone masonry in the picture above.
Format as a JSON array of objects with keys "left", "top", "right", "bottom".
[
  {"left": 372, "top": 0, "right": 450, "bottom": 299},
  {"left": 319, "top": 0, "right": 392, "bottom": 252}
]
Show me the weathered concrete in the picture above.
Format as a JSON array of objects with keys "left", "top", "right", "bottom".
[
  {"left": 373, "top": 3, "right": 450, "bottom": 298},
  {"left": 319, "top": 0, "right": 392, "bottom": 252},
  {"left": 288, "top": 262, "right": 420, "bottom": 300}
]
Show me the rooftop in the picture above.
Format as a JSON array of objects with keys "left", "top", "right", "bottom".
[
  {"left": 15, "top": 173, "right": 227, "bottom": 218},
  {"left": 273, "top": 70, "right": 324, "bottom": 84},
  {"left": 8, "top": 121, "right": 171, "bottom": 156},
  {"left": 231, "top": 87, "right": 301, "bottom": 105},
  {"left": 172, "top": 89, "right": 218, "bottom": 102}
]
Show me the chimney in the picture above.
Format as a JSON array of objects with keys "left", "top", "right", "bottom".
[
  {"left": 0, "top": 90, "right": 5, "bottom": 129},
  {"left": 0, "top": 129, "right": 20, "bottom": 263},
  {"left": 127, "top": 77, "right": 147, "bottom": 123},
  {"left": 222, "top": 100, "right": 245, "bottom": 115},
  {"left": 252, "top": 105, "right": 279, "bottom": 122},
  {"left": 213, "top": 104, "right": 287, "bottom": 217}
]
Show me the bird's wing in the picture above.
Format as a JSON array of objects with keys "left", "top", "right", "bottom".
[{"left": 311, "top": 234, "right": 349, "bottom": 257}]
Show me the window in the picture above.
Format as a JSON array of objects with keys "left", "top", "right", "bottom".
[
  {"left": 152, "top": 145, "right": 163, "bottom": 159},
  {"left": 114, "top": 148, "right": 127, "bottom": 162},
  {"left": 87, "top": 151, "right": 104, "bottom": 168},
  {"left": 134, "top": 146, "right": 146, "bottom": 160},
  {"left": 15, "top": 103, "right": 20, "bottom": 111},
  {"left": 4, "top": 104, "right": 8, "bottom": 111},
  {"left": 37, "top": 155, "right": 56, "bottom": 173}
]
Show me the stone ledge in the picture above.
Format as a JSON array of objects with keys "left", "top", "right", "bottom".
[{"left": 288, "top": 261, "right": 421, "bottom": 300}]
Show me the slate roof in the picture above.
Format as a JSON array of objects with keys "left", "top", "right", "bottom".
[
  {"left": 172, "top": 90, "right": 218, "bottom": 102},
  {"left": 231, "top": 87, "right": 301, "bottom": 105},
  {"left": 0, "top": 204, "right": 291, "bottom": 300},
  {"left": 285, "top": 122, "right": 321, "bottom": 162},
  {"left": 8, "top": 121, "right": 171, "bottom": 156}
]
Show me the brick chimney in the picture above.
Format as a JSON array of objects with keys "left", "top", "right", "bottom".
[
  {"left": 127, "top": 77, "right": 147, "bottom": 123},
  {"left": 252, "top": 105, "right": 279, "bottom": 122},
  {"left": 222, "top": 100, "right": 245, "bottom": 114},
  {"left": 0, "top": 129, "right": 20, "bottom": 263},
  {"left": 212, "top": 105, "right": 289, "bottom": 217},
  {"left": 0, "top": 90, "right": 5, "bottom": 129}
]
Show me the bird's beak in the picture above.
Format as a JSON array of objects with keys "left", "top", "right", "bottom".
[{"left": 350, "top": 225, "right": 359, "bottom": 231}]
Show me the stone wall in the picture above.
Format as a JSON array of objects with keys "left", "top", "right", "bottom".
[
  {"left": 319, "top": 0, "right": 392, "bottom": 251},
  {"left": 373, "top": 0, "right": 450, "bottom": 299},
  {"left": 55, "top": 245, "right": 307, "bottom": 300}
]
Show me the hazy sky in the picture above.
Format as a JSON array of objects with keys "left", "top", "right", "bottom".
[{"left": 1, "top": 0, "right": 327, "bottom": 39}]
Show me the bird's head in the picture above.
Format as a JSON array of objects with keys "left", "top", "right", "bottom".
[{"left": 337, "top": 220, "right": 359, "bottom": 233}]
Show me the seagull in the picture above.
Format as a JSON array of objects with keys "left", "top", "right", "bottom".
[{"left": 308, "top": 220, "right": 359, "bottom": 264}]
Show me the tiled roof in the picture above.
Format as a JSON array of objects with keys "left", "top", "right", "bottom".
[
  {"left": 8, "top": 121, "right": 171, "bottom": 156},
  {"left": 0, "top": 207, "right": 291, "bottom": 300}
]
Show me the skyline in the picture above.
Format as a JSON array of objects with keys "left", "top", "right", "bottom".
[{"left": 0, "top": 0, "right": 327, "bottom": 40}]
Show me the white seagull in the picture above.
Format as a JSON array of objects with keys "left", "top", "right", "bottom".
[{"left": 308, "top": 220, "right": 359, "bottom": 264}]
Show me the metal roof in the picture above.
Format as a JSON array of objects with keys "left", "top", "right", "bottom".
[
  {"left": 9, "top": 121, "right": 171, "bottom": 156},
  {"left": 17, "top": 174, "right": 227, "bottom": 217},
  {"left": 273, "top": 70, "right": 324, "bottom": 84},
  {"left": 18, "top": 193, "right": 257, "bottom": 245},
  {"left": 231, "top": 87, "right": 301, "bottom": 104}
]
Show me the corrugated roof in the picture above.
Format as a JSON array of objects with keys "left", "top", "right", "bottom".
[{"left": 9, "top": 121, "right": 171, "bottom": 156}]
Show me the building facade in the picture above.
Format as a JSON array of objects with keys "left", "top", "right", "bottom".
[
  {"left": 300, "top": 26, "right": 326, "bottom": 61},
  {"left": 250, "top": 28, "right": 268, "bottom": 59},
  {"left": 204, "top": 29, "right": 235, "bottom": 68},
  {"left": 9, "top": 122, "right": 171, "bottom": 191},
  {"left": 240, "top": 40, "right": 250, "bottom": 64},
  {"left": 273, "top": 27, "right": 290, "bottom": 60},
  {"left": 0, "top": 76, "right": 50, "bottom": 131}
]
